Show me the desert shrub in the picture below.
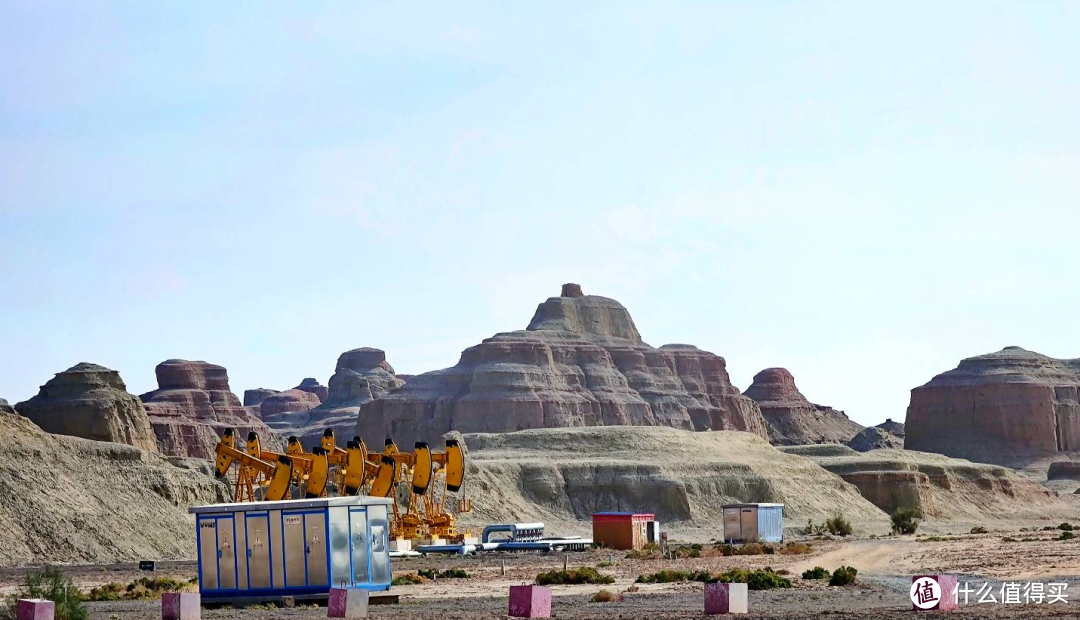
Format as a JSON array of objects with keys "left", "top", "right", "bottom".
[
  {"left": 738, "top": 543, "right": 765, "bottom": 556},
  {"left": 674, "top": 545, "right": 701, "bottom": 559},
  {"left": 1041, "top": 526, "right": 1056, "bottom": 531},
  {"left": 970, "top": 526, "right": 988, "bottom": 535},
  {"left": 391, "top": 573, "right": 426, "bottom": 586},
  {"left": 829, "top": 566, "right": 858, "bottom": 586},
  {"left": 84, "top": 577, "right": 191, "bottom": 602},
  {"left": 84, "top": 583, "right": 124, "bottom": 602},
  {"left": 1001, "top": 537, "right": 1017, "bottom": 543},
  {"left": 779, "top": 542, "right": 812, "bottom": 555},
  {"left": 596, "top": 561, "right": 615, "bottom": 568},
  {"left": 635, "top": 570, "right": 711, "bottom": 584},
  {"left": 2, "top": 567, "right": 86, "bottom": 620},
  {"left": 536, "top": 567, "right": 614, "bottom": 586},
  {"left": 825, "top": 514, "right": 853, "bottom": 537},
  {"left": 590, "top": 589, "right": 619, "bottom": 603},
  {"left": 709, "top": 544, "right": 737, "bottom": 557},
  {"left": 890, "top": 508, "right": 921, "bottom": 535},
  {"left": 624, "top": 548, "right": 659, "bottom": 560},
  {"left": 801, "top": 566, "right": 831, "bottom": 580},
  {"left": 716, "top": 568, "right": 791, "bottom": 590},
  {"left": 1058, "top": 531, "right": 1076, "bottom": 541},
  {"left": 1058, "top": 523, "right": 1075, "bottom": 531},
  {"left": 418, "top": 568, "right": 469, "bottom": 579}
]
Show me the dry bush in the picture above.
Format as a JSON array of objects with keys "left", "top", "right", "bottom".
[
  {"left": 778, "top": 542, "right": 812, "bottom": 555},
  {"left": 590, "top": 589, "right": 619, "bottom": 603}
]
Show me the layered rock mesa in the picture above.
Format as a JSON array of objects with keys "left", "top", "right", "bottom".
[
  {"left": 461, "top": 426, "right": 889, "bottom": 533},
  {"left": 785, "top": 444, "right": 1070, "bottom": 529},
  {"left": 357, "top": 284, "right": 768, "bottom": 448},
  {"left": 243, "top": 388, "right": 278, "bottom": 408},
  {"left": 0, "top": 408, "right": 227, "bottom": 565},
  {"left": 15, "top": 363, "right": 158, "bottom": 452},
  {"left": 295, "top": 377, "right": 328, "bottom": 402},
  {"left": 905, "top": 346, "right": 1080, "bottom": 462},
  {"left": 260, "top": 348, "right": 404, "bottom": 447},
  {"left": 743, "top": 368, "right": 863, "bottom": 445},
  {"left": 140, "top": 359, "right": 277, "bottom": 458}
]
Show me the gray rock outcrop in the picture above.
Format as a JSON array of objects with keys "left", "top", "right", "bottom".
[{"left": 16, "top": 363, "right": 159, "bottom": 452}]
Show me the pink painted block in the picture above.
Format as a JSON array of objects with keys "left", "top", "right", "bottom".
[
  {"left": 17, "top": 599, "right": 54, "bottom": 620},
  {"left": 704, "top": 582, "right": 747, "bottom": 615},
  {"left": 161, "top": 592, "right": 200, "bottom": 620},
  {"left": 937, "top": 575, "right": 958, "bottom": 611},
  {"left": 509, "top": 585, "right": 551, "bottom": 618},
  {"left": 912, "top": 575, "right": 957, "bottom": 611},
  {"left": 328, "top": 588, "right": 368, "bottom": 619}
]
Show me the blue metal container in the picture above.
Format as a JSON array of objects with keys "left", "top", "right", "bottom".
[{"left": 190, "top": 496, "right": 392, "bottom": 601}]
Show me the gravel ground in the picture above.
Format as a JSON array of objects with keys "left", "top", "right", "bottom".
[{"left": 6, "top": 535, "right": 1080, "bottom": 619}]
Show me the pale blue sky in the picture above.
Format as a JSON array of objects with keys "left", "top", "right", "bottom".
[{"left": 2, "top": 2, "right": 1078, "bottom": 425}]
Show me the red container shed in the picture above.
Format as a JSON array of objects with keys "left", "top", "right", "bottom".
[{"left": 592, "top": 512, "right": 655, "bottom": 550}]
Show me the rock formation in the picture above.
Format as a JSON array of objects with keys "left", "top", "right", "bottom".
[
  {"left": 462, "top": 426, "right": 889, "bottom": 532},
  {"left": 786, "top": 444, "right": 1069, "bottom": 524},
  {"left": 877, "top": 418, "right": 905, "bottom": 437},
  {"left": 1047, "top": 461, "right": 1080, "bottom": 480},
  {"left": 0, "top": 407, "right": 226, "bottom": 565},
  {"left": 848, "top": 426, "right": 904, "bottom": 452},
  {"left": 0, "top": 398, "right": 14, "bottom": 414},
  {"left": 905, "top": 346, "right": 1080, "bottom": 463},
  {"left": 259, "top": 389, "right": 321, "bottom": 417},
  {"left": 259, "top": 348, "right": 404, "bottom": 447},
  {"left": 295, "top": 378, "right": 328, "bottom": 402},
  {"left": 743, "top": 368, "right": 863, "bottom": 445},
  {"left": 140, "top": 359, "right": 278, "bottom": 458},
  {"left": 356, "top": 285, "right": 768, "bottom": 448},
  {"left": 243, "top": 388, "right": 278, "bottom": 408},
  {"left": 15, "top": 363, "right": 158, "bottom": 452}
]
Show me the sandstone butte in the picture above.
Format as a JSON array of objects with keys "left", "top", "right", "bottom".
[
  {"left": 259, "top": 347, "right": 404, "bottom": 448},
  {"left": 906, "top": 346, "right": 1080, "bottom": 462},
  {"left": 356, "top": 284, "right": 768, "bottom": 448},
  {"left": 743, "top": 367, "right": 863, "bottom": 445},
  {"left": 15, "top": 362, "right": 159, "bottom": 452},
  {"left": 140, "top": 359, "right": 277, "bottom": 458},
  {"left": 294, "top": 377, "right": 328, "bottom": 402}
]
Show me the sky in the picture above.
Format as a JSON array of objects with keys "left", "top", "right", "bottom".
[{"left": 1, "top": 2, "right": 1079, "bottom": 426}]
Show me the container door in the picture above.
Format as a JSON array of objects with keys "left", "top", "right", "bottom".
[
  {"left": 723, "top": 509, "right": 740, "bottom": 542},
  {"left": 369, "top": 506, "right": 391, "bottom": 585},
  {"left": 740, "top": 507, "right": 757, "bottom": 542},
  {"left": 283, "top": 513, "right": 307, "bottom": 587},
  {"left": 305, "top": 513, "right": 329, "bottom": 587},
  {"left": 198, "top": 517, "right": 219, "bottom": 590},
  {"left": 216, "top": 516, "right": 238, "bottom": 590},
  {"left": 246, "top": 514, "right": 272, "bottom": 590},
  {"left": 349, "top": 508, "right": 370, "bottom": 584}
]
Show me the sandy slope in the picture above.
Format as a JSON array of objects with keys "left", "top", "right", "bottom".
[{"left": 0, "top": 411, "right": 227, "bottom": 565}]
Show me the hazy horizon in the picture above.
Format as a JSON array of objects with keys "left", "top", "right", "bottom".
[{"left": 3, "top": 2, "right": 1080, "bottom": 426}]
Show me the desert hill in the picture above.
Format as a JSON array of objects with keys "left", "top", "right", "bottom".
[{"left": 0, "top": 409, "right": 226, "bottom": 566}]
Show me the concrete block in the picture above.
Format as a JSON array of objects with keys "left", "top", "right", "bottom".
[
  {"left": 17, "top": 599, "right": 54, "bottom": 620},
  {"left": 390, "top": 538, "right": 412, "bottom": 553},
  {"left": 704, "top": 582, "right": 748, "bottom": 615},
  {"left": 937, "top": 575, "right": 958, "bottom": 611},
  {"left": 161, "top": 592, "right": 200, "bottom": 620},
  {"left": 509, "top": 585, "right": 551, "bottom": 618},
  {"left": 328, "top": 588, "right": 369, "bottom": 619},
  {"left": 912, "top": 575, "right": 957, "bottom": 611}
]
